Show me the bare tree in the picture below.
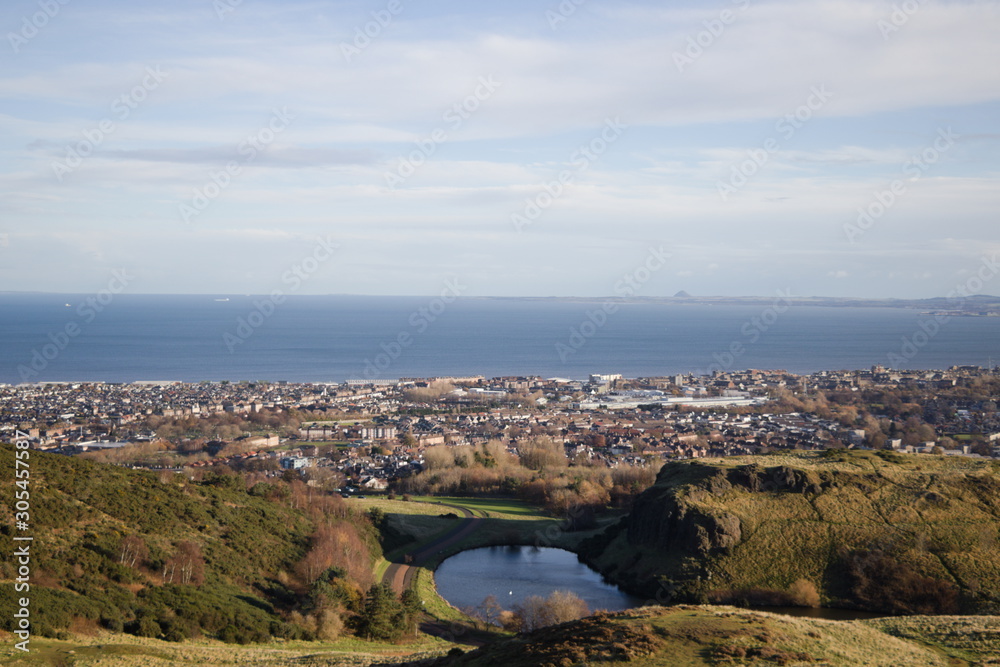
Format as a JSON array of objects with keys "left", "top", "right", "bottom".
[
  {"left": 511, "top": 591, "right": 589, "bottom": 632},
  {"left": 512, "top": 595, "right": 551, "bottom": 632},
  {"left": 118, "top": 535, "right": 149, "bottom": 569},
  {"left": 475, "top": 595, "right": 504, "bottom": 627},
  {"left": 163, "top": 540, "right": 205, "bottom": 585},
  {"left": 517, "top": 436, "right": 568, "bottom": 470},
  {"left": 544, "top": 590, "right": 589, "bottom": 625}
]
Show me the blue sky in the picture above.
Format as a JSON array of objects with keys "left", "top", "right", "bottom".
[{"left": 1, "top": 0, "right": 998, "bottom": 298}]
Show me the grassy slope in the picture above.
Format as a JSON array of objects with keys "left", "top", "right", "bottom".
[
  {"left": 6, "top": 607, "right": 1000, "bottom": 666},
  {"left": 429, "top": 605, "right": 1000, "bottom": 667},
  {"left": 584, "top": 450, "right": 1000, "bottom": 613}
]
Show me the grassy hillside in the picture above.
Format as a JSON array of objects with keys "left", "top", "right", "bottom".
[
  {"left": 414, "top": 605, "right": 1000, "bottom": 666},
  {"left": 579, "top": 450, "right": 1000, "bottom": 615},
  {"left": 0, "top": 443, "right": 380, "bottom": 643}
]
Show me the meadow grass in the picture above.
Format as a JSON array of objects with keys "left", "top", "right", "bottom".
[
  {"left": 408, "top": 496, "right": 548, "bottom": 520},
  {"left": 0, "top": 631, "right": 454, "bottom": 667}
]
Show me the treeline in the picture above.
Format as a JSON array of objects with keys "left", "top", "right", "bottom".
[{"left": 394, "top": 438, "right": 662, "bottom": 516}]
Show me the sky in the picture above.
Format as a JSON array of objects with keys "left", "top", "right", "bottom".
[{"left": 1, "top": 0, "right": 998, "bottom": 299}]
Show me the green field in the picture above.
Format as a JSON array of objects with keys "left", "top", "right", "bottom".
[
  {"left": 350, "top": 495, "right": 552, "bottom": 521},
  {"left": 414, "top": 497, "right": 548, "bottom": 519},
  {"left": 351, "top": 495, "right": 548, "bottom": 520}
]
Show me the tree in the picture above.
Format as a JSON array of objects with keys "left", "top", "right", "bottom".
[
  {"left": 787, "top": 579, "right": 821, "bottom": 607},
  {"left": 517, "top": 437, "right": 568, "bottom": 470},
  {"left": 358, "top": 583, "right": 404, "bottom": 641},
  {"left": 400, "top": 588, "right": 423, "bottom": 635},
  {"left": 316, "top": 608, "right": 344, "bottom": 641},
  {"left": 544, "top": 590, "right": 589, "bottom": 625},
  {"left": 295, "top": 522, "right": 374, "bottom": 589},
  {"left": 474, "top": 594, "right": 503, "bottom": 628},
  {"left": 938, "top": 437, "right": 959, "bottom": 450},
  {"left": 511, "top": 590, "right": 589, "bottom": 632},
  {"left": 118, "top": 535, "right": 149, "bottom": 569},
  {"left": 163, "top": 540, "right": 205, "bottom": 585},
  {"left": 512, "top": 595, "right": 550, "bottom": 632}
]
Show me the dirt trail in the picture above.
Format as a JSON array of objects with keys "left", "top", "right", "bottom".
[
  {"left": 382, "top": 503, "right": 481, "bottom": 594},
  {"left": 380, "top": 503, "right": 489, "bottom": 645}
]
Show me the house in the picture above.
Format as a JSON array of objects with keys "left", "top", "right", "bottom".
[
  {"left": 279, "top": 456, "right": 309, "bottom": 470},
  {"left": 361, "top": 477, "right": 388, "bottom": 491}
]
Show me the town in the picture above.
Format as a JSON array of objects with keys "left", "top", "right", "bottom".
[{"left": 3, "top": 365, "right": 999, "bottom": 496}]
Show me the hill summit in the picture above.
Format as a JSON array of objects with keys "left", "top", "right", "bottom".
[{"left": 578, "top": 450, "right": 1000, "bottom": 615}]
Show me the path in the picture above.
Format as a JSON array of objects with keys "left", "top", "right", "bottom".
[{"left": 382, "top": 502, "right": 481, "bottom": 594}]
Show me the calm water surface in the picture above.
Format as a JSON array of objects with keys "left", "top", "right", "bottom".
[
  {"left": 434, "top": 546, "right": 640, "bottom": 613},
  {"left": 434, "top": 546, "right": 886, "bottom": 621},
  {"left": 2, "top": 294, "right": 999, "bottom": 383}
]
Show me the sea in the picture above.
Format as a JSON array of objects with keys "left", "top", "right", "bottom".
[{"left": 1, "top": 293, "right": 998, "bottom": 384}]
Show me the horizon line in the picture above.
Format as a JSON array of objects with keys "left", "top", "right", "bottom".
[{"left": 2, "top": 291, "right": 998, "bottom": 302}]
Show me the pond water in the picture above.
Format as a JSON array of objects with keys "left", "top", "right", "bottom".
[
  {"left": 434, "top": 546, "right": 640, "bottom": 613},
  {"left": 434, "top": 546, "right": 886, "bottom": 621}
]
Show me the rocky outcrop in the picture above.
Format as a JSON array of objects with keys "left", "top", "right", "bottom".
[
  {"left": 725, "top": 464, "right": 827, "bottom": 495},
  {"left": 626, "top": 486, "right": 741, "bottom": 556},
  {"left": 623, "top": 461, "right": 876, "bottom": 561}
]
